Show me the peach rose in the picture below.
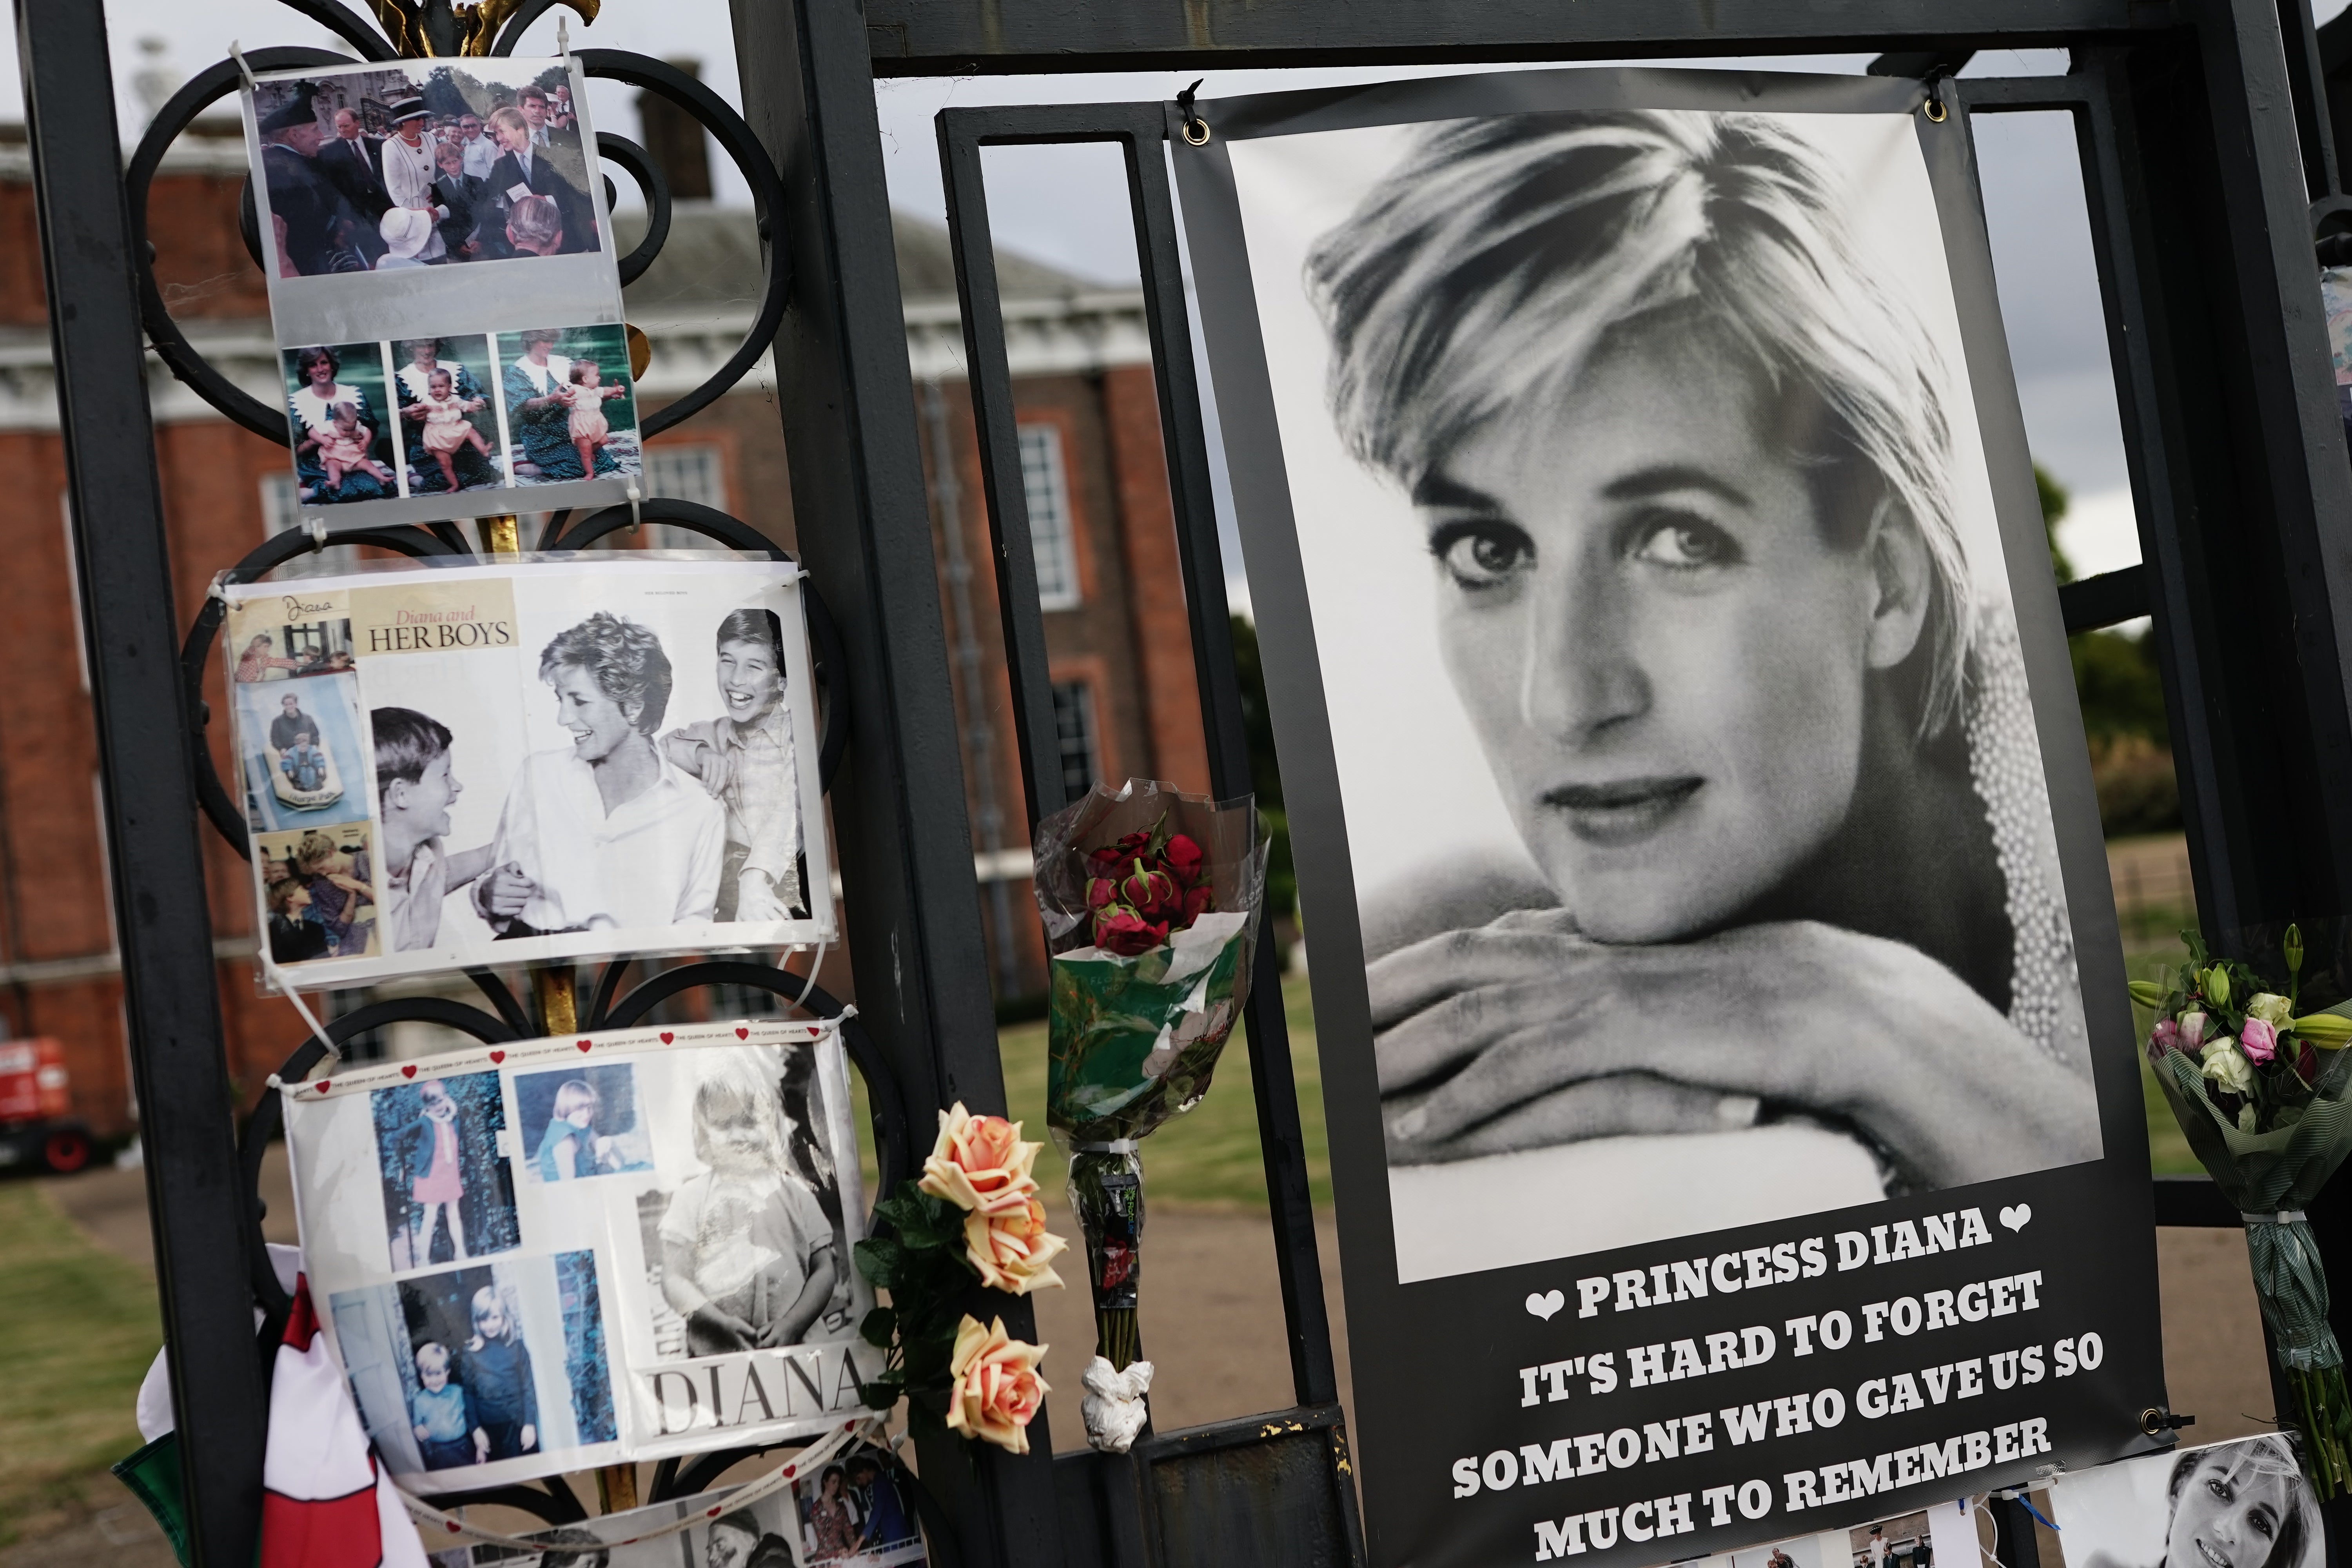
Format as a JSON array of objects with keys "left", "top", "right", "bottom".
[
  {"left": 945, "top": 1315, "right": 1049, "bottom": 1454},
  {"left": 964, "top": 1193, "right": 1069, "bottom": 1296},
  {"left": 918, "top": 1102, "right": 1042, "bottom": 1218}
]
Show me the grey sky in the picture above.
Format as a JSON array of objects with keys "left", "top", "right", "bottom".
[{"left": 28, "top": 5, "right": 2348, "bottom": 582}]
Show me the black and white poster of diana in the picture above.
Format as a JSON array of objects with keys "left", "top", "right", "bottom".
[{"left": 1173, "top": 69, "right": 2169, "bottom": 1568}]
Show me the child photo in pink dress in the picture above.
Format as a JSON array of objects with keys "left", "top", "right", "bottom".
[
  {"left": 403, "top": 367, "right": 495, "bottom": 495},
  {"left": 318, "top": 401, "right": 394, "bottom": 492},
  {"left": 561, "top": 360, "right": 627, "bottom": 484},
  {"left": 374, "top": 1071, "right": 521, "bottom": 1270}
]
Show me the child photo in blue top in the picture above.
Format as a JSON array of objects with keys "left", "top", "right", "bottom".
[{"left": 516, "top": 1062, "right": 653, "bottom": 1183}]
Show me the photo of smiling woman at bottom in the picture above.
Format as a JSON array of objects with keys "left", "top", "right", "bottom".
[
  {"left": 2076, "top": 1438, "right": 2321, "bottom": 1568},
  {"left": 1301, "top": 109, "right": 2102, "bottom": 1270}
]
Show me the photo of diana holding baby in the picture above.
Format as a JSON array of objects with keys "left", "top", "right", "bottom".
[{"left": 1212, "top": 99, "right": 2106, "bottom": 1276}]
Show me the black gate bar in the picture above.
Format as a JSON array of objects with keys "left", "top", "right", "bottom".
[
  {"left": 15, "top": 0, "right": 266, "bottom": 1558},
  {"left": 936, "top": 99, "right": 1343, "bottom": 1415}
]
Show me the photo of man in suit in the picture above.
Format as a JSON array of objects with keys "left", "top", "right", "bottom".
[
  {"left": 259, "top": 83, "right": 366, "bottom": 279},
  {"left": 484, "top": 105, "right": 593, "bottom": 256},
  {"left": 317, "top": 105, "right": 392, "bottom": 264}
]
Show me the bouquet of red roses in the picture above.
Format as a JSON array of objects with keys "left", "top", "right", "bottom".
[{"left": 1033, "top": 780, "right": 1267, "bottom": 1439}]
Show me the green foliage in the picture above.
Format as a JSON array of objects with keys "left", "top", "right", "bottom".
[
  {"left": 2072, "top": 630, "right": 2171, "bottom": 747},
  {"left": 851, "top": 1185, "right": 976, "bottom": 1440},
  {"left": 0, "top": 1184, "right": 163, "bottom": 1545},
  {"left": 2037, "top": 462, "right": 2074, "bottom": 585}
]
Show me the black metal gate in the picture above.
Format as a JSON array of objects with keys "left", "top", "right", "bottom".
[{"left": 19, "top": 0, "right": 2352, "bottom": 1562}]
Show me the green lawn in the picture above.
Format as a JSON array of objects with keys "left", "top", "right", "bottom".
[{"left": 0, "top": 1181, "right": 163, "bottom": 1544}]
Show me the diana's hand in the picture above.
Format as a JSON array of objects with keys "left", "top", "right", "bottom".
[
  {"left": 1372, "top": 917, "right": 2099, "bottom": 1187},
  {"left": 477, "top": 861, "right": 535, "bottom": 919}
]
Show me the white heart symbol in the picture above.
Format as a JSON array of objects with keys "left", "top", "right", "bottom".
[
  {"left": 1525, "top": 1289, "right": 1566, "bottom": 1321},
  {"left": 1999, "top": 1203, "right": 2032, "bottom": 1232}
]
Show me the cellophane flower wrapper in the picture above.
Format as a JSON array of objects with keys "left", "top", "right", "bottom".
[
  {"left": 1033, "top": 780, "right": 1268, "bottom": 1371},
  {"left": 2140, "top": 921, "right": 2352, "bottom": 1495}
]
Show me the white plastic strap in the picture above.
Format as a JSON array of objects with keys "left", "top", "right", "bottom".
[
  {"left": 305, "top": 515, "right": 328, "bottom": 548},
  {"left": 228, "top": 41, "right": 258, "bottom": 92},
  {"left": 1076, "top": 1138, "right": 1139, "bottom": 1154},
  {"left": 794, "top": 938, "right": 829, "bottom": 1011},
  {"left": 2245, "top": 1210, "right": 2310, "bottom": 1225},
  {"left": 627, "top": 477, "right": 644, "bottom": 534},
  {"left": 279, "top": 984, "right": 334, "bottom": 1059},
  {"left": 557, "top": 15, "right": 572, "bottom": 60}
]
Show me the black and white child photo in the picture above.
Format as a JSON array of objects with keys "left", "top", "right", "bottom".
[{"left": 641, "top": 1060, "right": 837, "bottom": 1359}]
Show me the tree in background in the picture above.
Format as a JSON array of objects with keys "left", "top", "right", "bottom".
[{"left": 2041, "top": 463, "right": 2178, "bottom": 836}]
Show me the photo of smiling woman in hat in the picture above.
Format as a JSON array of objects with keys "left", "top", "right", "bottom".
[{"left": 1225, "top": 105, "right": 2103, "bottom": 1276}]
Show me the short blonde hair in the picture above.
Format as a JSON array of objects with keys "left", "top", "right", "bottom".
[
  {"left": 552, "top": 1078, "right": 599, "bottom": 1120},
  {"left": 414, "top": 1340, "right": 449, "bottom": 1373},
  {"left": 1306, "top": 110, "right": 1975, "bottom": 741}
]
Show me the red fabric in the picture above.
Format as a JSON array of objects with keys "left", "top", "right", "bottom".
[{"left": 259, "top": 1474, "right": 387, "bottom": 1568}]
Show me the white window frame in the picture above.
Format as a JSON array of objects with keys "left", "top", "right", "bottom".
[
  {"left": 1050, "top": 678, "right": 1099, "bottom": 801},
  {"left": 1018, "top": 423, "right": 1081, "bottom": 611}
]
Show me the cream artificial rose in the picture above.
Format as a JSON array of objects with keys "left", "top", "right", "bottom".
[
  {"left": 945, "top": 1315, "right": 1049, "bottom": 1453},
  {"left": 964, "top": 1194, "right": 1069, "bottom": 1296},
  {"left": 2247, "top": 993, "right": 2296, "bottom": 1028},
  {"left": 2201, "top": 1041, "right": 2256, "bottom": 1096},
  {"left": 918, "top": 1102, "right": 1045, "bottom": 1218}
]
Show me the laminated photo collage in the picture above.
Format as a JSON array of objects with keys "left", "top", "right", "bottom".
[
  {"left": 224, "top": 557, "right": 837, "bottom": 992},
  {"left": 280, "top": 1020, "right": 880, "bottom": 1495},
  {"left": 244, "top": 54, "right": 642, "bottom": 528},
  {"left": 279, "top": 326, "right": 642, "bottom": 510},
  {"left": 430, "top": 1443, "right": 927, "bottom": 1568}
]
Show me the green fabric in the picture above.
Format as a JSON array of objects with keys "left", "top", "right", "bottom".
[
  {"left": 1046, "top": 928, "right": 1245, "bottom": 1142},
  {"left": 111, "top": 1432, "right": 193, "bottom": 1568}
]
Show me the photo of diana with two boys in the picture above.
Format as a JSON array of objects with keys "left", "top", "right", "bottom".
[{"left": 370, "top": 601, "right": 810, "bottom": 957}]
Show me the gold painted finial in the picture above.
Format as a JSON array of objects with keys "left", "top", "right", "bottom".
[{"left": 368, "top": 0, "right": 601, "bottom": 59}]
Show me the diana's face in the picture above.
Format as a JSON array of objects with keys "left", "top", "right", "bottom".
[
  {"left": 421, "top": 1082, "right": 455, "bottom": 1121},
  {"left": 307, "top": 358, "right": 337, "bottom": 388},
  {"left": 716, "top": 639, "right": 783, "bottom": 721},
  {"left": 476, "top": 1301, "right": 507, "bottom": 1339},
  {"left": 1424, "top": 336, "right": 1910, "bottom": 944},
  {"left": 2167, "top": 1454, "right": 2294, "bottom": 1568},
  {"left": 549, "top": 663, "right": 639, "bottom": 763}
]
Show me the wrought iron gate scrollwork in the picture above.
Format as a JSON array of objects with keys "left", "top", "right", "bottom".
[{"left": 114, "top": 0, "right": 910, "bottom": 1533}]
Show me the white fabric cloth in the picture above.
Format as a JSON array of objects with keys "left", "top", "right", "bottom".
[
  {"left": 289, "top": 382, "right": 364, "bottom": 436},
  {"left": 1080, "top": 1357, "right": 1154, "bottom": 1454},
  {"left": 508, "top": 352, "right": 570, "bottom": 397},
  {"left": 488, "top": 745, "right": 725, "bottom": 931},
  {"left": 378, "top": 136, "right": 446, "bottom": 261}
]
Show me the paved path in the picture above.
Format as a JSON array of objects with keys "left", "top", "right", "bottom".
[{"left": 8, "top": 1161, "right": 2282, "bottom": 1562}]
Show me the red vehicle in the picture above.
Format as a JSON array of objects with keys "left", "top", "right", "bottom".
[{"left": 0, "top": 1038, "right": 92, "bottom": 1174}]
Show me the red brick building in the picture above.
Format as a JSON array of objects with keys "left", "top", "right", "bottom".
[{"left": 0, "top": 123, "right": 1201, "bottom": 1138}]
